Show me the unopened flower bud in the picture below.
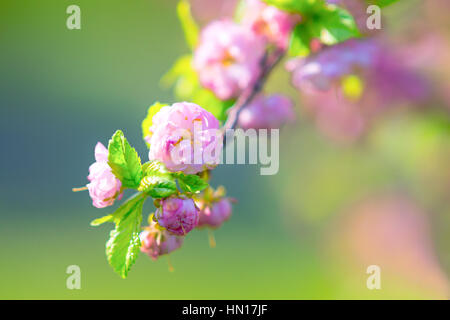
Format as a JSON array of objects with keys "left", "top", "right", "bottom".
[
  {"left": 154, "top": 196, "right": 199, "bottom": 236},
  {"left": 140, "top": 222, "right": 184, "bottom": 260},
  {"left": 197, "top": 198, "right": 233, "bottom": 229}
]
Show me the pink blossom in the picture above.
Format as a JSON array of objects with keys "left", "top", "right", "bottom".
[
  {"left": 287, "top": 39, "right": 378, "bottom": 92},
  {"left": 303, "top": 89, "right": 366, "bottom": 143},
  {"left": 287, "top": 39, "right": 429, "bottom": 142},
  {"left": 194, "top": 20, "right": 265, "bottom": 100},
  {"left": 288, "top": 39, "right": 428, "bottom": 100},
  {"left": 148, "top": 102, "right": 222, "bottom": 174},
  {"left": 238, "top": 94, "right": 295, "bottom": 130},
  {"left": 197, "top": 198, "right": 232, "bottom": 228},
  {"left": 241, "top": 0, "right": 301, "bottom": 49},
  {"left": 87, "top": 142, "right": 122, "bottom": 208},
  {"left": 140, "top": 221, "right": 184, "bottom": 260},
  {"left": 155, "top": 197, "right": 199, "bottom": 236}
]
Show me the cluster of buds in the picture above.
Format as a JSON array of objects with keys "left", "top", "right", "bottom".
[
  {"left": 76, "top": 0, "right": 422, "bottom": 278},
  {"left": 141, "top": 101, "right": 234, "bottom": 261},
  {"left": 140, "top": 186, "right": 234, "bottom": 260},
  {"left": 79, "top": 100, "right": 234, "bottom": 271}
]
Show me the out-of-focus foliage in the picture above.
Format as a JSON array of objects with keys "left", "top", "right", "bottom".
[{"left": 142, "top": 102, "right": 167, "bottom": 147}]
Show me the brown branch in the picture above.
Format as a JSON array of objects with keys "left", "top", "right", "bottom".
[{"left": 222, "top": 48, "right": 285, "bottom": 135}]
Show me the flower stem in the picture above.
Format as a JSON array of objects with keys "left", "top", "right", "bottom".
[
  {"left": 208, "top": 229, "right": 216, "bottom": 248},
  {"left": 72, "top": 186, "right": 88, "bottom": 192},
  {"left": 167, "top": 256, "right": 175, "bottom": 272}
]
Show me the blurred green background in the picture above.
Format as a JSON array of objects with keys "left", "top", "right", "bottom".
[{"left": 1, "top": 0, "right": 449, "bottom": 299}]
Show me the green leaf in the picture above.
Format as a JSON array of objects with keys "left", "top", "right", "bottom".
[
  {"left": 319, "top": 6, "right": 360, "bottom": 45},
  {"left": 366, "top": 0, "right": 399, "bottom": 7},
  {"left": 142, "top": 160, "right": 171, "bottom": 176},
  {"left": 106, "top": 194, "right": 145, "bottom": 278},
  {"left": 161, "top": 55, "right": 193, "bottom": 89},
  {"left": 177, "top": 0, "right": 199, "bottom": 50},
  {"left": 139, "top": 160, "right": 178, "bottom": 198},
  {"left": 176, "top": 172, "right": 208, "bottom": 193},
  {"left": 161, "top": 55, "right": 199, "bottom": 101},
  {"left": 108, "top": 130, "right": 143, "bottom": 189},
  {"left": 263, "top": 0, "right": 323, "bottom": 14},
  {"left": 90, "top": 192, "right": 144, "bottom": 226},
  {"left": 139, "top": 175, "right": 178, "bottom": 198},
  {"left": 142, "top": 102, "right": 168, "bottom": 148},
  {"left": 289, "top": 24, "right": 313, "bottom": 57},
  {"left": 288, "top": 3, "right": 360, "bottom": 56},
  {"left": 192, "top": 88, "right": 235, "bottom": 122}
]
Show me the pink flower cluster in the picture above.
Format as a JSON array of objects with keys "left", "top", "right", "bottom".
[
  {"left": 194, "top": 0, "right": 300, "bottom": 100},
  {"left": 87, "top": 142, "right": 122, "bottom": 208},
  {"left": 140, "top": 220, "right": 184, "bottom": 260},
  {"left": 238, "top": 94, "right": 295, "bottom": 130},
  {"left": 148, "top": 102, "right": 222, "bottom": 174}
]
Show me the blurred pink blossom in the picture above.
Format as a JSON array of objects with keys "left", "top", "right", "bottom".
[
  {"left": 238, "top": 94, "right": 295, "bottom": 130},
  {"left": 190, "top": 0, "right": 238, "bottom": 25},
  {"left": 340, "top": 195, "right": 449, "bottom": 297},
  {"left": 287, "top": 39, "right": 429, "bottom": 142},
  {"left": 194, "top": 20, "right": 265, "bottom": 100},
  {"left": 197, "top": 198, "right": 233, "bottom": 228},
  {"left": 241, "top": 0, "right": 301, "bottom": 50}
]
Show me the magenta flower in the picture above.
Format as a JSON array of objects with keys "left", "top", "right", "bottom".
[
  {"left": 241, "top": 0, "right": 301, "bottom": 50},
  {"left": 154, "top": 197, "right": 199, "bottom": 236},
  {"left": 238, "top": 94, "right": 295, "bottom": 130},
  {"left": 87, "top": 142, "right": 122, "bottom": 208},
  {"left": 194, "top": 19, "right": 265, "bottom": 100},
  {"left": 197, "top": 198, "right": 232, "bottom": 228},
  {"left": 140, "top": 221, "right": 184, "bottom": 261},
  {"left": 148, "top": 102, "right": 222, "bottom": 174}
]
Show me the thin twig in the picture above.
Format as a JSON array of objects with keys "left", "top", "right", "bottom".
[{"left": 222, "top": 48, "right": 285, "bottom": 135}]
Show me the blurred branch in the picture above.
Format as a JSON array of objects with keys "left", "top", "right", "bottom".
[{"left": 222, "top": 48, "right": 285, "bottom": 138}]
